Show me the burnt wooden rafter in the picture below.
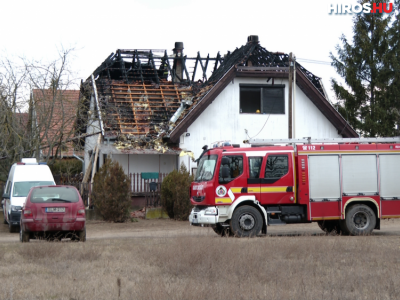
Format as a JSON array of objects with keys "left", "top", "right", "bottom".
[
  {"left": 96, "top": 80, "right": 184, "bottom": 136},
  {"left": 149, "top": 50, "right": 159, "bottom": 85},
  {"left": 117, "top": 50, "right": 129, "bottom": 84},
  {"left": 91, "top": 49, "right": 225, "bottom": 86}
]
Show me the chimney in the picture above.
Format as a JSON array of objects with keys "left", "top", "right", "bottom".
[
  {"left": 173, "top": 42, "right": 184, "bottom": 82},
  {"left": 247, "top": 35, "right": 259, "bottom": 44}
]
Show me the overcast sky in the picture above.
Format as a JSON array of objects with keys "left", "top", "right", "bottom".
[{"left": 1, "top": 0, "right": 395, "bottom": 102}]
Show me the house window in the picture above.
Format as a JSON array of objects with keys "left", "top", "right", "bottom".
[{"left": 240, "top": 85, "right": 285, "bottom": 114}]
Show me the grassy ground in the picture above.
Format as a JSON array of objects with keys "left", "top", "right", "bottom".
[{"left": 0, "top": 221, "right": 400, "bottom": 300}]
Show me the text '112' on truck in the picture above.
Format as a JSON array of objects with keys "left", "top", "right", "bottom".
[{"left": 189, "top": 137, "right": 400, "bottom": 237}]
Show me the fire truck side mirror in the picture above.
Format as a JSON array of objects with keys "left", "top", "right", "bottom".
[
  {"left": 221, "top": 166, "right": 230, "bottom": 179},
  {"left": 221, "top": 157, "right": 230, "bottom": 165}
]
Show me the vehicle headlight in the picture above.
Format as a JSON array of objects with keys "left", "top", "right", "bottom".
[
  {"left": 204, "top": 207, "right": 218, "bottom": 215},
  {"left": 11, "top": 205, "right": 22, "bottom": 212}
]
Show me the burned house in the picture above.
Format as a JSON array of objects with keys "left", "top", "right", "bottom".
[{"left": 77, "top": 35, "right": 357, "bottom": 192}]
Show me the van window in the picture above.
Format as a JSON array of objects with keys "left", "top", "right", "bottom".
[
  {"left": 5, "top": 182, "right": 11, "bottom": 194},
  {"left": 13, "top": 181, "right": 54, "bottom": 197},
  {"left": 31, "top": 187, "right": 79, "bottom": 203}
]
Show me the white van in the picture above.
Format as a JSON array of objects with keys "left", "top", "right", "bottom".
[{"left": 2, "top": 158, "right": 55, "bottom": 232}]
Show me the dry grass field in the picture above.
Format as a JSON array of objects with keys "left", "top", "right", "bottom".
[{"left": 0, "top": 218, "right": 400, "bottom": 300}]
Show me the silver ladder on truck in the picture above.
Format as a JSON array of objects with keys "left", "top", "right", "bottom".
[{"left": 245, "top": 137, "right": 400, "bottom": 145}]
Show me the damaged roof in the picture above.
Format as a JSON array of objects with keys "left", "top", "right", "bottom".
[
  {"left": 78, "top": 35, "right": 357, "bottom": 151},
  {"left": 33, "top": 89, "right": 83, "bottom": 157}
]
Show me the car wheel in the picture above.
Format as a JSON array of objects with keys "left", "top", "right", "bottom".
[
  {"left": 78, "top": 227, "right": 86, "bottom": 242},
  {"left": 8, "top": 216, "right": 16, "bottom": 233},
  {"left": 230, "top": 205, "right": 263, "bottom": 237},
  {"left": 317, "top": 220, "right": 341, "bottom": 234},
  {"left": 342, "top": 204, "right": 376, "bottom": 236},
  {"left": 20, "top": 226, "right": 30, "bottom": 243}
]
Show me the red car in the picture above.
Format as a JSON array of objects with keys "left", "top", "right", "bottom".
[{"left": 20, "top": 185, "right": 86, "bottom": 242}]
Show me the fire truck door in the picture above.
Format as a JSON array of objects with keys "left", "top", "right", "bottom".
[
  {"left": 379, "top": 154, "right": 400, "bottom": 217},
  {"left": 246, "top": 156, "right": 262, "bottom": 201},
  {"left": 259, "top": 153, "right": 294, "bottom": 205},
  {"left": 215, "top": 155, "right": 250, "bottom": 204},
  {"left": 308, "top": 155, "right": 341, "bottom": 220}
]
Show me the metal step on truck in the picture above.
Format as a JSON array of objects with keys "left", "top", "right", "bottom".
[{"left": 189, "top": 137, "right": 400, "bottom": 237}]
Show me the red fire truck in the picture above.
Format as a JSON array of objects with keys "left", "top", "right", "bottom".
[{"left": 189, "top": 137, "right": 400, "bottom": 236}]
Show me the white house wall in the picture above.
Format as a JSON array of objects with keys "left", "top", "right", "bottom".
[
  {"left": 179, "top": 77, "right": 341, "bottom": 170},
  {"left": 295, "top": 86, "right": 342, "bottom": 139},
  {"left": 84, "top": 95, "right": 102, "bottom": 170}
]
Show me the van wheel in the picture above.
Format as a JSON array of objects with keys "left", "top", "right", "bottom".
[
  {"left": 8, "top": 216, "right": 16, "bottom": 233},
  {"left": 3, "top": 208, "right": 7, "bottom": 224},
  {"left": 230, "top": 206, "right": 262, "bottom": 237},
  {"left": 20, "top": 227, "right": 29, "bottom": 242},
  {"left": 78, "top": 227, "right": 86, "bottom": 242},
  {"left": 342, "top": 204, "right": 376, "bottom": 236}
]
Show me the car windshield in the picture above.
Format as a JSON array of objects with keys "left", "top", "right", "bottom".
[
  {"left": 31, "top": 187, "right": 79, "bottom": 203},
  {"left": 13, "top": 181, "right": 54, "bottom": 197},
  {"left": 195, "top": 155, "right": 218, "bottom": 182}
]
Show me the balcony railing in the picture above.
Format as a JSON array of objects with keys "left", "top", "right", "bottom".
[{"left": 129, "top": 173, "right": 168, "bottom": 194}]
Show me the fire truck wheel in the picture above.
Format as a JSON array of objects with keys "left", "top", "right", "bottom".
[
  {"left": 211, "top": 224, "right": 232, "bottom": 237},
  {"left": 344, "top": 204, "right": 376, "bottom": 236},
  {"left": 317, "top": 220, "right": 341, "bottom": 234},
  {"left": 230, "top": 206, "right": 263, "bottom": 237}
]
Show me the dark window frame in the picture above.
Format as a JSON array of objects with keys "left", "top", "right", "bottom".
[{"left": 239, "top": 84, "right": 285, "bottom": 115}]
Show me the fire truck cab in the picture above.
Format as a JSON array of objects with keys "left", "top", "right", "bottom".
[{"left": 189, "top": 138, "right": 400, "bottom": 237}]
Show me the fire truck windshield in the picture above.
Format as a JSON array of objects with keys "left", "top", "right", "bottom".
[{"left": 194, "top": 155, "right": 218, "bottom": 182}]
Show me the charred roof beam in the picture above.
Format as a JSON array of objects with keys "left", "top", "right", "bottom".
[
  {"left": 134, "top": 50, "right": 144, "bottom": 83},
  {"left": 149, "top": 50, "right": 160, "bottom": 84},
  {"left": 213, "top": 52, "right": 221, "bottom": 74},
  {"left": 203, "top": 54, "right": 210, "bottom": 82},
  {"left": 162, "top": 51, "right": 173, "bottom": 83},
  {"left": 192, "top": 53, "right": 199, "bottom": 83},
  {"left": 117, "top": 50, "right": 129, "bottom": 84}
]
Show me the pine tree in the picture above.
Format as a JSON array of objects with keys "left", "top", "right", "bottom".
[
  {"left": 388, "top": 1, "right": 400, "bottom": 135},
  {"left": 330, "top": 0, "right": 396, "bottom": 137}
]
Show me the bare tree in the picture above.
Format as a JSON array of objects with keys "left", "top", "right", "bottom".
[
  {"left": 0, "top": 57, "right": 28, "bottom": 181},
  {"left": 0, "top": 47, "right": 87, "bottom": 181},
  {"left": 25, "top": 47, "right": 81, "bottom": 164}
]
